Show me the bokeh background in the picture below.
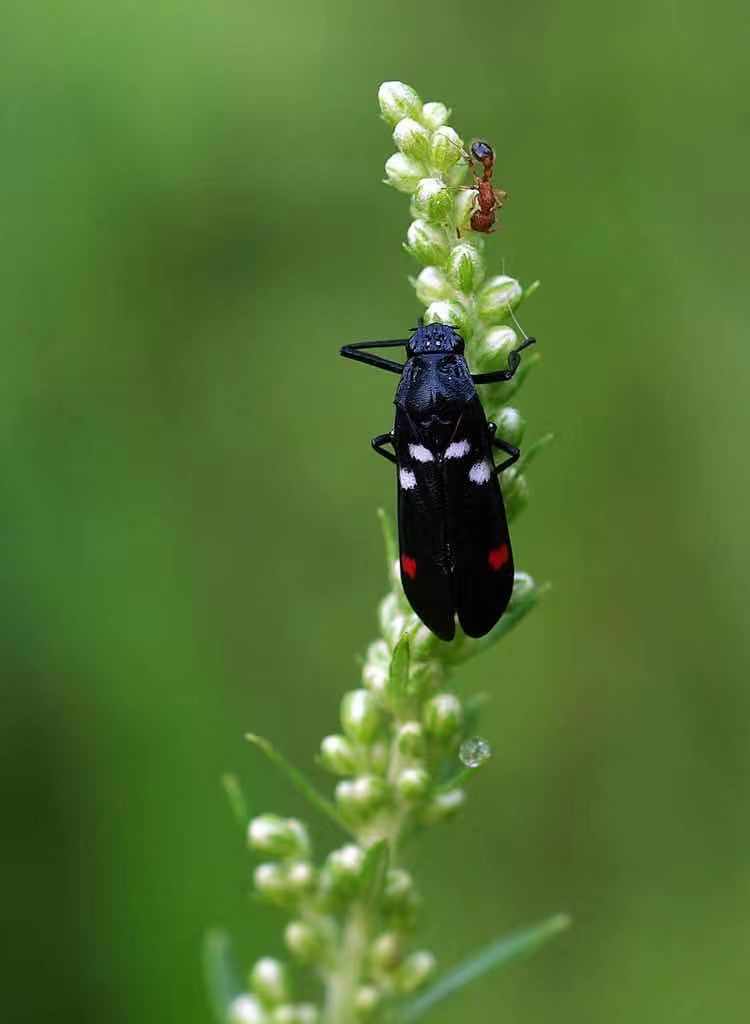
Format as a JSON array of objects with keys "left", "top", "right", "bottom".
[{"left": 3, "top": 0, "right": 749, "bottom": 1021}]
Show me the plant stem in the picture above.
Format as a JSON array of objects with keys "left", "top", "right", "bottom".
[{"left": 323, "top": 903, "right": 370, "bottom": 1024}]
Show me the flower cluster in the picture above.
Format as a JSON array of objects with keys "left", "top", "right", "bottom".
[
  {"left": 214, "top": 81, "right": 551, "bottom": 1024},
  {"left": 379, "top": 78, "right": 542, "bottom": 493}
]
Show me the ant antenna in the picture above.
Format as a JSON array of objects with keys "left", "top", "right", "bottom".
[{"left": 507, "top": 302, "right": 530, "bottom": 341}]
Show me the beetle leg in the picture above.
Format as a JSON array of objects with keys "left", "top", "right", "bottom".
[
  {"left": 472, "top": 336, "right": 536, "bottom": 384},
  {"left": 371, "top": 432, "right": 397, "bottom": 463},
  {"left": 340, "top": 339, "right": 408, "bottom": 375}
]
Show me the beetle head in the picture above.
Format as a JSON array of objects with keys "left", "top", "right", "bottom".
[{"left": 406, "top": 322, "right": 465, "bottom": 357}]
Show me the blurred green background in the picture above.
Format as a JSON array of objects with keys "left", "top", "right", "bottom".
[{"left": 3, "top": 0, "right": 749, "bottom": 1020}]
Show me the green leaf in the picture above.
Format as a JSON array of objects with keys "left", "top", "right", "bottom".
[
  {"left": 433, "top": 756, "right": 490, "bottom": 796},
  {"left": 361, "top": 838, "right": 390, "bottom": 910},
  {"left": 522, "top": 279, "right": 541, "bottom": 303},
  {"left": 394, "top": 913, "right": 570, "bottom": 1023},
  {"left": 446, "top": 581, "right": 547, "bottom": 664},
  {"left": 221, "top": 773, "right": 249, "bottom": 831},
  {"left": 378, "top": 507, "right": 397, "bottom": 571},
  {"left": 245, "top": 733, "right": 353, "bottom": 836},
  {"left": 388, "top": 633, "right": 411, "bottom": 705},
  {"left": 203, "top": 929, "right": 243, "bottom": 1024},
  {"left": 516, "top": 432, "right": 555, "bottom": 474}
]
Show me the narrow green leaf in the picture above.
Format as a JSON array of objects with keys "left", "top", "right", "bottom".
[
  {"left": 378, "top": 507, "right": 397, "bottom": 571},
  {"left": 221, "top": 773, "right": 249, "bottom": 831},
  {"left": 394, "top": 913, "right": 570, "bottom": 1023},
  {"left": 245, "top": 733, "right": 353, "bottom": 836},
  {"left": 361, "top": 838, "right": 390, "bottom": 910},
  {"left": 388, "top": 633, "right": 411, "bottom": 705},
  {"left": 203, "top": 929, "right": 243, "bottom": 1024},
  {"left": 433, "top": 756, "right": 489, "bottom": 795},
  {"left": 522, "top": 279, "right": 541, "bottom": 303},
  {"left": 517, "top": 432, "right": 555, "bottom": 474},
  {"left": 447, "top": 581, "right": 547, "bottom": 665}
]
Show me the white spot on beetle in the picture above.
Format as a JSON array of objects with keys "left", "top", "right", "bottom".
[
  {"left": 399, "top": 467, "right": 417, "bottom": 490},
  {"left": 445, "top": 439, "right": 470, "bottom": 460},
  {"left": 469, "top": 460, "right": 492, "bottom": 485},
  {"left": 409, "top": 444, "right": 433, "bottom": 463}
]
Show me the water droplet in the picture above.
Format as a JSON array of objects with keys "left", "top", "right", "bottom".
[{"left": 459, "top": 735, "right": 492, "bottom": 768}]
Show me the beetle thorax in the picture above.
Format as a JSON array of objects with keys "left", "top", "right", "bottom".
[{"left": 396, "top": 352, "right": 475, "bottom": 448}]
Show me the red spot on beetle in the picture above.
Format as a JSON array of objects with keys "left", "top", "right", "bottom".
[
  {"left": 401, "top": 554, "right": 417, "bottom": 579},
  {"left": 488, "top": 544, "right": 509, "bottom": 571}
]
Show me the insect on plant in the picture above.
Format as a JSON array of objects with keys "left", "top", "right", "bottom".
[
  {"left": 440, "top": 135, "right": 508, "bottom": 234},
  {"left": 466, "top": 139, "right": 508, "bottom": 234},
  {"left": 341, "top": 322, "right": 536, "bottom": 641}
]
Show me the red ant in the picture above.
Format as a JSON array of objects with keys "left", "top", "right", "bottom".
[
  {"left": 467, "top": 140, "right": 508, "bottom": 234},
  {"left": 441, "top": 135, "right": 509, "bottom": 235}
]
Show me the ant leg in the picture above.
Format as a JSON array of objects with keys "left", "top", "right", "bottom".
[
  {"left": 372, "top": 432, "right": 397, "bottom": 463},
  {"left": 472, "top": 337, "right": 536, "bottom": 384},
  {"left": 341, "top": 339, "right": 408, "bottom": 375}
]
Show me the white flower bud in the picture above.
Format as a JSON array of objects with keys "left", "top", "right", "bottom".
[
  {"left": 322, "top": 843, "right": 366, "bottom": 899},
  {"left": 340, "top": 689, "right": 383, "bottom": 744},
  {"left": 396, "top": 766, "right": 431, "bottom": 801},
  {"left": 430, "top": 126, "right": 464, "bottom": 172},
  {"left": 414, "top": 266, "right": 451, "bottom": 305},
  {"left": 384, "top": 153, "right": 428, "bottom": 193},
  {"left": 396, "top": 720, "right": 426, "bottom": 758},
  {"left": 362, "top": 659, "right": 388, "bottom": 696},
  {"left": 423, "top": 300, "right": 468, "bottom": 335},
  {"left": 474, "top": 326, "right": 518, "bottom": 372},
  {"left": 335, "top": 779, "right": 357, "bottom": 816},
  {"left": 284, "top": 920, "right": 321, "bottom": 962},
  {"left": 493, "top": 406, "right": 526, "bottom": 446},
  {"left": 397, "top": 951, "right": 437, "bottom": 993},
  {"left": 393, "top": 117, "right": 432, "bottom": 162},
  {"left": 367, "top": 639, "right": 390, "bottom": 667},
  {"left": 378, "top": 81, "right": 422, "bottom": 126},
  {"left": 476, "top": 275, "right": 523, "bottom": 323},
  {"left": 421, "top": 101, "right": 450, "bottom": 130},
  {"left": 253, "top": 862, "right": 288, "bottom": 904},
  {"left": 447, "top": 242, "right": 485, "bottom": 293},
  {"left": 337, "top": 775, "right": 388, "bottom": 818},
  {"left": 423, "top": 692, "right": 464, "bottom": 740},
  {"left": 453, "top": 188, "right": 478, "bottom": 230},
  {"left": 383, "top": 609, "right": 410, "bottom": 650},
  {"left": 285, "top": 860, "right": 315, "bottom": 896},
  {"left": 320, "top": 734, "right": 358, "bottom": 776},
  {"left": 271, "top": 1005, "right": 319, "bottom": 1024},
  {"left": 422, "top": 787, "right": 466, "bottom": 824},
  {"left": 295, "top": 1007, "right": 319, "bottom": 1024},
  {"left": 355, "top": 985, "right": 381, "bottom": 1016},
  {"left": 510, "top": 571, "right": 535, "bottom": 605},
  {"left": 414, "top": 177, "right": 454, "bottom": 223},
  {"left": 250, "top": 957, "right": 289, "bottom": 1007},
  {"left": 330, "top": 843, "right": 365, "bottom": 874},
  {"left": 229, "top": 995, "right": 267, "bottom": 1024},
  {"left": 378, "top": 592, "right": 401, "bottom": 635},
  {"left": 383, "top": 868, "right": 417, "bottom": 914},
  {"left": 248, "top": 815, "right": 310, "bottom": 859},
  {"left": 369, "top": 931, "right": 403, "bottom": 972},
  {"left": 405, "top": 219, "right": 450, "bottom": 266}
]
